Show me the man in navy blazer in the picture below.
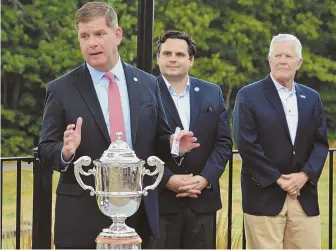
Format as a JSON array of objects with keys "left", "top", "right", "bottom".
[
  {"left": 38, "top": 3, "right": 199, "bottom": 249},
  {"left": 149, "top": 30, "right": 232, "bottom": 249},
  {"left": 233, "top": 33, "right": 328, "bottom": 248}
]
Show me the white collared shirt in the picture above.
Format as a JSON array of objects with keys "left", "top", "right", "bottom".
[
  {"left": 87, "top": 57, "right": 132, "bottom": 148},
  {"left": 270, "top": 73, "right": 298, "bottom": 145},
  {"left": 162, "top": 75, "right": 191, "bottom": 131}
]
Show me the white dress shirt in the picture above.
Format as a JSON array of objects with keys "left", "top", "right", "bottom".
[
  {"left": 270, "top": 73, "right": 298, "bottom": 145},
  {"left": 162, "top": 75, "right": 191, "bottom": 131}
]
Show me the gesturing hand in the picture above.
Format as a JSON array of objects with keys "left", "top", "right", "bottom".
[
  {"left": 62, "top": 117, "right": 83, "bottom": 161},
  {"left": 170, "top": 130, "right": 200, "bottom": 153}
]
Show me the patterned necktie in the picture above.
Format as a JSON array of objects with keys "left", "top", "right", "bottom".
[{"left": 104, "top": 72, "right": 126, "bottom": 142}]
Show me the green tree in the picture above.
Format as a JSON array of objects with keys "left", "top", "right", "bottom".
[
  {"left": 1, "top": 0, "right": 335, "bottom": 157},
  {"left": 153, "top": 0, "right": 336, "bottom": 138}
]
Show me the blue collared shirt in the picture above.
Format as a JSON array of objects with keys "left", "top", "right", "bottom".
[
  {"left": 61, "top": 57, "right": 132, "bottom": 169},
  {"left": 87, "top": 58, "right": 132, "bottom": 148}
]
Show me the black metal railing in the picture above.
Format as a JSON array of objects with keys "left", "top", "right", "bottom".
[
  {"left": 0, "top": 148, "right": 53, "bottom": 249},
  {"left": 329, "top": 148, "right": 334, "bottom": 249},
  {"left": 213, "top": 150, "right": 246, "bottom": 249},
  {"left": 1, "top": 156, "right": 34, "bottom": 249},
  {"left": 1, "top": 148, "right": 335, "bottom": 249}
]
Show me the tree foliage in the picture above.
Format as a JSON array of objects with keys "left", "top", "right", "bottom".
[{"left": 1, "top": 0, "right": 335, "bottom": 156}]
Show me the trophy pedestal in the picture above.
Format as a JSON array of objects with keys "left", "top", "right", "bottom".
[
  {"left": 95, "top": 217, "right": 142, "bottom": 249},
  {"left": 96, "top": 235, "right": 142, "bottom": 249}
]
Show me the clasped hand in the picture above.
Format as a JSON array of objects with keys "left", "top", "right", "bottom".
[
  {"left": 276, "top": 172, "right": 309, "bottom": 199},
  {"left": 166, "top": 174, "right": 209, "bottom": 199}
]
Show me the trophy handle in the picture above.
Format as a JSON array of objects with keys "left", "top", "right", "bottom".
[
  {"left": 142, "top": 156, "right": 164, "bottom": 196},
  {"left": 73, "top": 156, "right": 97, "bottom": 196}
]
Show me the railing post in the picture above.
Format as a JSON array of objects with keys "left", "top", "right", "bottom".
[
  {"left": 136, "top": 0, "right": 154, "bottom": 73},
  {"left": 329, "top": 149, "right": 334, "bottom": 249},
  {"left": 16, "top": 160, "right": 22, "bottom": 249},
  {"left": 212, "top": 212, "right": 216, "bottom": 248},
  {"left": 32, "top": 148, "right": 53, "bottom": 249},
  {"left": 227, "top": 154, "right": 233, "bottom": 249},
  {"left": 242, "top": 217, "right": 246, "bottom": 249},
  {"left": 0, "top": 161, "right": 3, "bottom": 250}
]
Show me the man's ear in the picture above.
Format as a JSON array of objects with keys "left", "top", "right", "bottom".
[
  {"left": 190, "top": 56, "right": 194, "bottom": 66},
  {"left": 297, "top": 58, "right": 303, "bottom": 70},
  {"left": 268, "top": 56, "right": 272, "bottom": 67},
  {"left": 115, "top": 27, "right": 123, "bottom": 46}
]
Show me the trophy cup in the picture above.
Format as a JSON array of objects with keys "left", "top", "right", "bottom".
[{"left": 73, "top": 132, "right": 164, "bottom": 249}]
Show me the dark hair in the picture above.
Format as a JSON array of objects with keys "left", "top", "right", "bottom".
[
  {"left": 156, "top": 30, "right": 196, "bottom": 57},
  {"left": 75, "top": 2, "right": 118, "bottom": 30}
]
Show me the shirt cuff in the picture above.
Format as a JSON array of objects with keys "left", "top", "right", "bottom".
[
  {"left": 60, "top": 152, "right": 75, "bottom": 172},
  {"left": 172, "top": 153, "right": 186, "bottom": 167},
  {"left": 172, "top": 153, "right": 185, "bottom": 158}
]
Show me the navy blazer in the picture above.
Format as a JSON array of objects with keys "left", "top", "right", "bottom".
[
  {"left": 156, "top": 75, "right": 232, "bottom": 215},
  {"left": 38, "top": 62, "right": 171, "bottom": 247},
  {"left": 232, "top": 75, "right": 329, "bottom": 216}
]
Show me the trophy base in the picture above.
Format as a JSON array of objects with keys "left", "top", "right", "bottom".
[{"left": 96, "top": 234, "right": 142, "bottom": 249}]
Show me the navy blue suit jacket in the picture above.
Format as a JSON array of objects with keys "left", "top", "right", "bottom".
[
  {"left": 38, "top": 62, "right": 171, "bottom": 247},
  {"left": 157, "top": 75, "right": 232, "bottom": 215},
  {"left": 232, "top": 75, "right": 328, "bottom": 216}
]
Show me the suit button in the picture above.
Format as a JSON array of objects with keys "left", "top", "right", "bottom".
[
  {"left": 293, "top": 150, "right": 296, "bottom": 155},
  {"left": 184, "top": 168, "right": 189, "bottom": 173}
]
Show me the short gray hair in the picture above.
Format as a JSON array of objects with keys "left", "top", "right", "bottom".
[{"left": 269, "top": 34, "right": 302, "bottom": 59}]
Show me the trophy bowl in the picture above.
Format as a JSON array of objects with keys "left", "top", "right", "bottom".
[{"left": 73, "top": 132, "right": 164, "bottom": 248}]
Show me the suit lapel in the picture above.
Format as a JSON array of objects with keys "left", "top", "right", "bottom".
[
  {"left": 263, "top": 75, "right": 291, "bottom": 141},
  {"left": 294, "top": 84, "right": 305, "bottom": 146},
  {"left": 189, "top": 77, "right": 201, "bottom": 132},
  {"left": 122, "top": 62, "right": 141, "bottom": 147},
  {"left": 73, "top": 63, "right": 110, "bottom": 144},
  {"left": 157, "top": 75, "right": 184, "bottom": 129}
]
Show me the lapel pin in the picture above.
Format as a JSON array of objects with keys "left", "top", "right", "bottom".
[
  {"left": 300, "top": 95, "right": 306, "bottom": 99},
  {"left": 194, "top": 87, "right": 199, "bottom": 92},
  {"left": 133, "top": 77, "right": 138, "bottom": 82}
]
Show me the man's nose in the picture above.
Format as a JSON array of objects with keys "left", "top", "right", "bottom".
[
  {"left": 88, "top": 37, "right": 98, "bottom": 48},
  {"left": 279, "top": 55, "right": 287, "bottom": 64},
  {"left": 169, "top": 54, "right": 177, "bottom": 62}
]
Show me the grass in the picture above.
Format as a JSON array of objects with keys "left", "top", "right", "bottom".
[
  {"left": 1, "top": 169, "right": 60, "bottom": 249},
  {"left": 1, "top": 156, "right": 335, "bottom": 249},
  {"left": 2, "top": 227, "right": 32, "bottom": 249}
]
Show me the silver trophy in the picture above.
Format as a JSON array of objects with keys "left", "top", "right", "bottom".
[{"left": 74, "top": 132, "right": 164, "bottom": 249}]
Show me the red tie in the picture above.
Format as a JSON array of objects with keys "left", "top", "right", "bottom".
[{"left": 104, "top": 72, "right": 126, "bottom": 142}]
